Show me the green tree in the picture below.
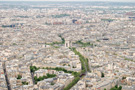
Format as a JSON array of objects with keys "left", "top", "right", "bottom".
[
  {"left": 17, "top": 75, "right": 22, "bottom": 79},
  {"left": 22, "top": 81, "right": 28, "bottom": 85},
  {"left": 118, "top": 86, "right": 122, "bottom": 90},
  {"left": 122, "top": 77, "right": 126, "bottom": 80},
  {"left": 101, "top": 72, "right": 104, "bottom": 77},
  {"left": 110, "top": 85, "right": 122, "bottom": 90}
]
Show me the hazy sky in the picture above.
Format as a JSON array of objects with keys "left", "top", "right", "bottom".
[{"left": 0, "top": 0, "right": 135, "bottom": 2}]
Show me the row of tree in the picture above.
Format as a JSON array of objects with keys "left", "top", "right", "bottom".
[
  {"left": 34, "top": 73, "right": 56, "bottom": 84},
  {"left": 30, "top": 66, "right": 80, "bottom": 84},
  {"left": 104, "top": 85, "right": 122, "bottom": 90},
  {"left": 58, "top": 34, "right": 65, "bottom": 44},
  {"left": 63, "top": 47, "right": 90, "bottom": 90},
  {"left": 63, "top": 76, "right": 80, "bottom": 90},
  {"left": 44, "top": 67, "right": 72, "bottom": 73},
  {"left": 74, "top": 40, "right": 95, "bottom": 47},
  {"left": 45, "top": 34, "right": 65, "bottom": 47},
  {"left": 22, "top": 81, "right": 28, "bottom": 85},
  {"left": 43, "top": 67, "right": 79, "bottom": 77},
  {"left": 30, "top": 66, "right": 79, "bottom": 77},
  {"left": 30, "top": 66, "right": 40, "bottom": 73},
  {"left": 71, "top": 47, "right": 90, "bottom": 72},
  {"left": 110, "top": 85, "right": 122, "bottom": 90}
]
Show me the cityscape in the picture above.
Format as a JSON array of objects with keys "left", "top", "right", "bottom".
[{"left": 0, "top": 1, "right": 135, "bottom": 90}]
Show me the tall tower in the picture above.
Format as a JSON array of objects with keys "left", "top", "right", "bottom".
[{"left": 65, "top": 40, "right": 72, "bottom": 48}]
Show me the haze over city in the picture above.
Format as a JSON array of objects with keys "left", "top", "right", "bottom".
[{"left": 0, "top": 0, "right": 135, "bottom": 2}]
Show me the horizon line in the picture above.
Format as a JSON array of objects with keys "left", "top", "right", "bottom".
[{"left": 0, "top": 0, "right": 135, "bottom": 2}]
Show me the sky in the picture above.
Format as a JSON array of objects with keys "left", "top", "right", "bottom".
[{"left": 0, "top": 0, "right": 135, "bottom": 2}]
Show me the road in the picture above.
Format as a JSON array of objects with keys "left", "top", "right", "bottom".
[
  {"left": 30, "top": 72, "right": 35, "bottom": 85},
  {"left": 2, "top": 62, "right": 11, "bottom": 90}
]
